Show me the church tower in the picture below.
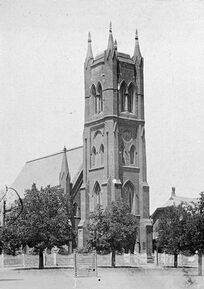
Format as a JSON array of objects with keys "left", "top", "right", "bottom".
[{"left": 78, "top": 25, "right": 152, "bottom": 257}]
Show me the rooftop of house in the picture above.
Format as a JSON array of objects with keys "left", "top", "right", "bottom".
[{"left": 151, "top": 187, "right": 198, "bottom": 221}]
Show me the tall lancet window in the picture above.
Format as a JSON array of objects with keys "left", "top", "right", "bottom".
[
  {"left": 129, "top": 145, "right": 136, "bottom": 165},
  {"left": 97, "top": 82, "right": 103, "bottom": 113},
  {"left": 122, "top": 181, "right": 134, "bottom": 212},
  {"left": 93, "top": 181, "right": 101, "bottom": 209},
  {"left": 128, "top": 83, "right": 134, "bottom": 113},
  {"left": 91, "top": 146, "right": 96, "bottom": 167},
  {"left": 91, "top": 84, "right": 97, "bottom": 114},
  {"left": 99, "top": 144, "right": 104, "bottom": 165},
  {"left": 135, "top": 194, "right": 139, "bottom": 215},
  {"left": 120, "top": 81, "right": 127, "bottom": 112}
]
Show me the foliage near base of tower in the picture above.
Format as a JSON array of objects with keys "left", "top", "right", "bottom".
[
  {"left": 87, "top": 200, "right": 139, "bottom": 267},
  {"left": 0, "top": 184, "right": 74, "bottom": 269},
  {"left": 182, "top": 192, "right": 204, "bottom": 275},
  {"left": 156, "top": 193, "right": 204, "bottom": 275},
  {"left": 156, "top": 204, "right": 188, "bottom": 268}
]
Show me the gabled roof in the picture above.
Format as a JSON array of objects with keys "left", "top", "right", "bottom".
[
  {"left": 163, "top": 195, "right": 197, "bottom": 207},
  {"left": 151, "top": 187, "right": 198, "bottom": 222},
  {"left": 12, "top": 146, "right": 83, "bottom": 197}
]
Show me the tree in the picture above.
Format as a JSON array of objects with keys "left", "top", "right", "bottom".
[
  {"left": 156, "top": 204, "right": 188, "bottom": 268},
  {"left": 0, "top": 184, "right": 74, "bottom": 269},
  {"left": 87, "top": 200, "right": 139, "bottom": 267},
  {"left": 0, "top": 223, "right": 22, "bottom": 255},
  {"left": 183, "top": 192, "right": 204, "bottom": 276}
]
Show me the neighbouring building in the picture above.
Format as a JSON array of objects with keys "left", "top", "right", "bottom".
[
  {"left": 151, "top": 187, "right": 198, "bottom": 248},
  {"left": 10, "top": 25, "right": 152, "bottom": 258}
]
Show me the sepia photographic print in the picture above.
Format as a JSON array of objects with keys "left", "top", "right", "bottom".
[{"left": 0, "top": 0, "right": 204, "bottom": 288}]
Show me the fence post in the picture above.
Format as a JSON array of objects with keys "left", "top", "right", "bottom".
[
  {"left": 52, "top": 246, "right": 59, "bottom": 266},
  {"left": 22, "top": 252, "right": 25, "bottom": 267},
  {"left": 155, "top": 250, "right": 159, "bottom": 265},
  {"left": 43, "top": 250, "right": 46, "bottom": 267},
  {"left": 74, "top": 249, "right": 77, "bottom": 277},
  {"left": 53, "top": 252, "right": 56, "bottom": 266},
  {"left": 93, "top": 250, "right": 97, "bottom": 276},
  {"left": 164, "top": 252, "right": 166, "bottom": 266},
  {"left": 178, "top": 253, "right": 181, "bottom": 267},
  {"left": 1, "top": 251, "right": 4, "bottom": 268}
]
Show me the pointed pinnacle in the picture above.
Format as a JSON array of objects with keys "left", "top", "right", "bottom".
[
  {"left": 88, "top": 32, "right": 91, "bottom": 43},
  {"left": 135, "top": 29, "right": 138, "bottom": 40},
  {"left": 86, "top": 32, "right": 93, "bottom": 61},
  {"left": 107, "top": 22, "right": 114, "bottom": 51},
  {"left": 133, "top": 29, "right": 142, "bottom": 61},
  {"left": 109, "top": 21, "right": 112, "bottom": 32}
]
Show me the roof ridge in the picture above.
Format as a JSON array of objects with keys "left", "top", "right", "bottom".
[{"left": 26, "top": 145, "right": 83, "bottom": 164}]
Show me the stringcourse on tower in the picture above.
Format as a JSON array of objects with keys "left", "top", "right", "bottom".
[{"left": 77, "top": 24, "right": 152, "bottom": 258}]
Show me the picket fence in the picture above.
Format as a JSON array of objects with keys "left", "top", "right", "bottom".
[
  {"left": 0, "top": 252, "right": 147, "bottom": 268},
  {"left": 156, "top": 252, "right": 204, "bottom": 267}
]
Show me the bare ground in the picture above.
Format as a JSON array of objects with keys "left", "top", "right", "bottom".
[{"left": 0, "top": 266, "right": 203, "bottom": 289}]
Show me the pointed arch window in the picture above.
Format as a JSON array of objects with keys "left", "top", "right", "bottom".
[
  {"left": 129, "top": 145, "right": 136, "bottom": 165},
  {"left": 99, "top": 144, "right": 104, "bottom": 165},
  {"left": 91, "top": 85, "right": 97, "bottom": 114},
  {"left": 128, "top": 84, "right": 134, "bottom": 113},
  {"left": 122, "top": 181, "right": 134, "bottom": 212},
  {"left": 135, "top": 194, "right": 139, "bottom": 215},
  {"left": 91, "top": 146, "right": 96, "bottom": 167},
  {"left": 73, "top": 202, "right": 80, "bottom": 217},
  {"left": 120, "top": 82, "right": 127, "bottom": 112},
  {"left": 97, "top": 82, "right": 103, "bottom": 113},
  {"left": 93, "top": 181, "right": 101, "bottom": 209}
]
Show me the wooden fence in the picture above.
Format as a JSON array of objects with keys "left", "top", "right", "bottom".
[
  {"left": 155, "top": 252, "right": 204, "bottom": 267},
  {"left": 0, "top": 252, "right": 147, "bottom": 268}
]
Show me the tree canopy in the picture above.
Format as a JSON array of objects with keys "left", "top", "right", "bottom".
[
  {"left": 157, "top": 205, "right": 186, "bottom": 251},
  {"left": 183, "top": 192, "right": 204, "bottom": 254},
  {"left": 156, "top": 194, "right": 204, "bottom": 274},
  {"left": 182, "top": 192, "right": 204, "bottom": 275},
  {"left": 0, "top": 184, "right": 74, "bottom": 268},
  {"left": 87, "top": 200, "right": 139, "bottom": 267}
]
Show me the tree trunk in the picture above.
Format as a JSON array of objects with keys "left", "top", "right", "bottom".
[
  {"left": 156, "top": 246, "right": 159, "bottom": 266},
  {"left": 174, "top": 253, "right": 178, "bottom": 268},
  {"left": 39, "top": 249, "right": 44, "bottom": 269},
  {"left": 111, "top": 249, "right": 116, "bottom": 267},
  {"left": 198, "top": 251, "right": 202, "bottom": 276}
]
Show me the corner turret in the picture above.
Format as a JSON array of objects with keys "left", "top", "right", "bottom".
[
  {"left": 107, "top": 22, "right": 114, "bottom": 53},
  {"left": 133, "top": 29, "right": 142, "bottom": 63},
  {"left": 85, "top": 32, "right": 94, "bottom": 68}
]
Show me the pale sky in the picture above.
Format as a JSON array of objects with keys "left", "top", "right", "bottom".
[{"left": 0, "top": 0, "right": 204, "bottom": 213}]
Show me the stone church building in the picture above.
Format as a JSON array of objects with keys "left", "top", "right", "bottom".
[{"left": 12, "top": 25, "right": 152, "bottom": 258}]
